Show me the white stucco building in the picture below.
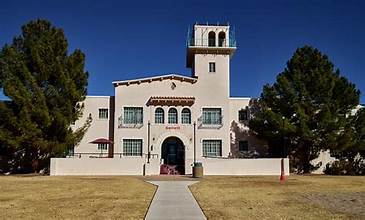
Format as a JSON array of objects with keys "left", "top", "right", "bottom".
[{"left": 51, "top": 23, "right": 290, "bottom": 176}]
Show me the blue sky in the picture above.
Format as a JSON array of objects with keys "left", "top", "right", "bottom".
[{"left": 1, "top": 0, "right": 364, "bottom": 103}]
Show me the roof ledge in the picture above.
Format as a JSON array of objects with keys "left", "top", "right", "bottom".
[{"left": 113, "top": 74, "right": 197, "bottom": 87}]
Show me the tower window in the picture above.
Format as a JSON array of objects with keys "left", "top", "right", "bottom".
[
  {"left": 208, "top": 31, "right": 216, "bottom": 47},
  {"left": 218, "top": 31, "right": 226, "bottom": 47},
  {"left": 209, "top": 62, "right": 216, "bottom": 72}
]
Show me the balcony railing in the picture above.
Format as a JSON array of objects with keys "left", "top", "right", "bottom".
[
  {"left": 187, "top": 38, "right": 236, "bottom": 48},
  {"left": 197, "top": 115, "right": 223, "bottom": 129},
  {"left": 118, "top": 116, "right": 143, "bottom": 128}
]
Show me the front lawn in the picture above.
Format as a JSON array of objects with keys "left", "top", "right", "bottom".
[
  {"left": 0, "top": 176, "right": 156, "bottom": 219},
  {"left": 190, "top": 175, "right": 365, "bottom": 219}
]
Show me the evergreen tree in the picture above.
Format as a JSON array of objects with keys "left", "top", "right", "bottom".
[
  {"left": 324, "top": 108, "right": 365, "bottom": 175},
  {"left": 249, "top": 46, "right": 360, "bottom": 173},
  {"left": 0, "top": 19, "right": 90, "bottom": 172},
  {"left": 332, "top": 108, "right": 365, "bottom": 160}
]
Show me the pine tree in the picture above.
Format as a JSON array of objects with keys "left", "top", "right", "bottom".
[
  {"left": 0, "top": 19, "right": 90, "bottom": 172},
  {"left": 332, "top": 108, "right": 365, "bottom": 160},
  {"left": 249, "top": 46, "right": 360, "bottom": 173}
]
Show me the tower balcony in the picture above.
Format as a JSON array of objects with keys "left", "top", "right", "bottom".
[
  {"left": 186, "top": 30, "right": 237, "bottom": 68},
  {"left": 186, "top": 38, "right": 237, "bottom": 48}
]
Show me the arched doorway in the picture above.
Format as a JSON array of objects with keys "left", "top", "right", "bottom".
[{"left": 161, "top": 137, "right": 185, "bottom": 175}]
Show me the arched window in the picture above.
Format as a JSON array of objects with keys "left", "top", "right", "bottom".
[
  {"left": 218, "top": 31, "right": 226, "bottom": 47},
  {"left": 208, "top": 31, "right": 216, "bottom": 47},
  {"left": 155, "top": 107, "right": 164, "bottom": 124},
  {"left": 168, "top": 108, "right": 178, "bottom": 124},
  {"left": 181, "top": 108, "right": 191, "bottom": 124}
]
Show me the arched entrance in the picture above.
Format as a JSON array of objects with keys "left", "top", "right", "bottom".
[{"left": 160, "top": 137, "right": 185, "bottom": 175}]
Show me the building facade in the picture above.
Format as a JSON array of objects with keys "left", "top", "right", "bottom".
[{"left": 71, "top": 24, "right": 267, "bottom": 174}]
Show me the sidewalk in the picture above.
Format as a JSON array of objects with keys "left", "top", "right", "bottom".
[
  {"left": 138, "top": 175, "right": 198, "bottom": 182},
  {"left": 145, "top": 181, "right": 207, "bottom": 220}
]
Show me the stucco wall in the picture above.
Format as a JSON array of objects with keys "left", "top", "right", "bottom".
[
  {"left": 193, "top": 25, "right": 230, "bottom": 47},
  {"left": 114, "top": 79, "right": 196, "bottom": 162},
  {"left": 113, "top": 50, "right": 232, "bottom": 163},
  {"left": 71, "top": 96, "right": 113, "bottom": 154},
  {"left": 201, "top": 158, "right": 290, "bottom": 175},
  {"left": 145, "top": 159, "right": 160, "bottom": 175},
  {"left": 50, "top": 157, "right": 289, "bottom": 176},
  {"left": 50, "top": 157, "right": 147, "bottom": 175},
  {"left": 229, "top": 98, "right": 268, "bottom": 157}
]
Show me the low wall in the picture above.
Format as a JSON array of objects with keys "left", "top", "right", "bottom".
[
  {"left": 50, "top": 157, "right": 289, "bottom": 176},
  {"left": 201, "top": 158, "right": 289, "bottom": 175},
  {"left": 50, "top": 157, "right": 148, "bottom": 176},
  {"left": 145, "top": 159, "right": 160, "bottom": 175}
]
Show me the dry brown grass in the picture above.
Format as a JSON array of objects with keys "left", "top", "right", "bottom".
[
  {"left": 190, "top": 175, "right": 365, "bottom": 219},
  {"left": 0, "top": 176, "right": 156, "bottom": 219}
]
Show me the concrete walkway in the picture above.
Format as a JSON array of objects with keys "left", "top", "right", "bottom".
[{"left": 145, "top": 181, "right": 207, "bottom": 220}]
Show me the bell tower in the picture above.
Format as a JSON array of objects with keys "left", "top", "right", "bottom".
[
  {"left": 186, "top": 23, "right": 236, "bottom": 73},
  {"left": 186, "top": 23, "right": 237, "bottom": 97}
]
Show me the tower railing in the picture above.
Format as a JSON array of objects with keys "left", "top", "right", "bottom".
[{"left": 187, "top": 38, "right": 236, "bottom": 48}]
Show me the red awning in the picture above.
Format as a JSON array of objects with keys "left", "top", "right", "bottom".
[{"left": 89, "top": 138, "right": 113, "bottom": 144}]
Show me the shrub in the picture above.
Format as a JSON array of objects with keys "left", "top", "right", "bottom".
[{"left": 324, "top": 158, "right": 365, "bottom": 175}]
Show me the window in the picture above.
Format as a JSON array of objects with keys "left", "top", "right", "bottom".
[
  {"left": 209, "top": 62, "right": 216, "bottom": 72},
  {"left": 155, "top": 108, "right": 164, "bottom": 124},
  {"left": 168, "top": 108, "right": 178, "bottom": 124},
  {"left": 202, "top": 108, "right": 222, "bottom": 125},
  {"left": 239, "top": 141, "right": 249, "bottom": 152},
  {"left": 203, "top": 140, "right": 222, "bottom": 157},
  {"left": 99, "top": 108, "right": 108, "bottom": 119},
  {"left": 218, "top": 31, "right": 226, "bottom": 47},
  {"left": 123, "top": 107, "right": 143, "bottom": 124},
  {"left": 123, "top": 139, "right": 142, "bottom": 156},
  {"left": 208, "top": 31, "right": 216, "bottom": 46},
  {"left": 97, "top": 143, "right": 108, "bottom": 150},
  {"left": 238, "top": 109, "right": 248, "bottom": 121},
  {"left": 181, "top": 108, "right": 191, "bottom": 124}
]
